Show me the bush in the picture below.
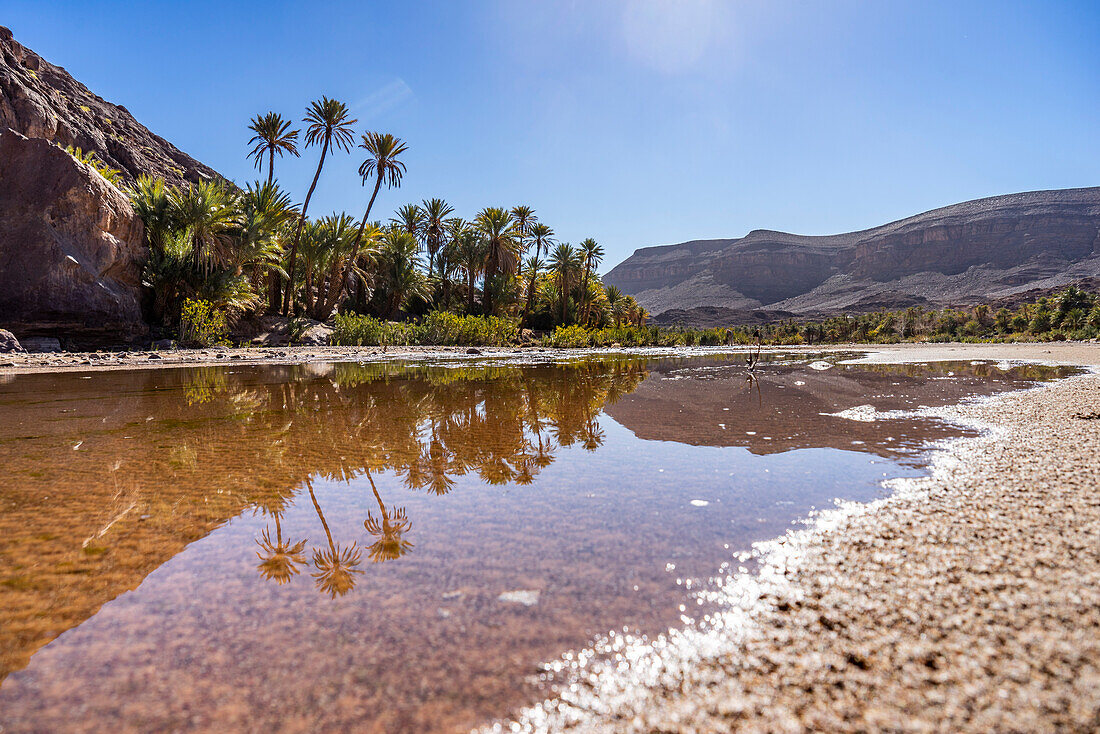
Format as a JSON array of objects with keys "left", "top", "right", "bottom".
[
  {"left": 418, "top": 312, "right": 518, "bottom": 346},
  {"left": 178, "top": 299, "right": 230, "bottom": 347},
  {"left": 330, "top": 313, "right": 418, "bottom": 346},
  {"left": 547, "top": 324, "right": 592, "bottom": 348}
]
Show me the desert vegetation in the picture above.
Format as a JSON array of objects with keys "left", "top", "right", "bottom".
[{"left": 123, "top": 98, "right": 640, "bottom": 346}]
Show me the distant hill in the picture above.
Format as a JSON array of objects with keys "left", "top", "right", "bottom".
[
  {"left": 0, "top": 25, "right": 219, "bottom": 187},
  {"left": 605, "top": 187, "right": 1100, "bottom": 322}
]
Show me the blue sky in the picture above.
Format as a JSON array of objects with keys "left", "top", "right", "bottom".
[{"left": 4, "top": 1, "right": 1099, "bottom": 269}]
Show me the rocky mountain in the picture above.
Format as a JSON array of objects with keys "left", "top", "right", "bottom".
[
  {"left": 0, "top": 25, "right": 218, "bottom": 187},
  {"left": 605, "top": 187, "right": 1100, "bottom": 320}
]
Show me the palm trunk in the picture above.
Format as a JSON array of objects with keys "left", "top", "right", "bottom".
[
  {"left": 282, "top": 138, "right": 329, "bottom": 315},
  {"left": 522, "top": 273, "right": 537, "bottom": 327},
  {"left": 581, "top": 264, "right": 591, "bottom": 326},
  {"left": 267, "top": 150, "right": 274, "bottom": 187},
  {"left": 329, "top": 172, "right": 384, "bottom": 315},
  {"left": 466, "top": 268, "right": 475, "bottom": 313}
]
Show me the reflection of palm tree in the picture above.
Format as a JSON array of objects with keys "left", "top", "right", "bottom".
[
  {"left": 305, "top": 478, "right": 363, "bottom": 598},
  {"left": 363, "top": 470, "right": 413, "bottom": 563},
  {"left": 255, "top": 512, "right": 307, "bottom": 584}
]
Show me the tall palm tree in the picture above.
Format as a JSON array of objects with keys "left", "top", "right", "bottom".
[
  {"left": 475, "top": 207, "right": 520, "bottom": 316},
  {"left": 579, "top": 237, "right": 604, "bottom": 326},
  {"left": 530, "top": 222, "right": 554, "bottom": 259},
  {"left": 521, "top": 254, "right": 543, "bottom": 327},
  {"left": 283, "top": 97, "right": 358, "bottom": 314},
  {"left": 246, "top": 112, "right": 300, "bottom": 186},
  {"left": 454, "top": 224, "right": 485, "bottom": 313},
  {"left": 421, "top": 198, "right": 454, "bottom": 280},
  {"left": 335, "top": 132, "right": 409, "bottom": 312},
  {"left": 549, "top": 243, "right": 580, "bottom": 325},
  {"left": 511, "top": 205, "right": 536, "bottom": 254}
]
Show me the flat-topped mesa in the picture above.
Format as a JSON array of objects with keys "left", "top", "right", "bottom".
[
  {"left": 0, "top": 24, "right": 219, "bottom": 187},
  {"left": 605, "top": 187, "right": 1100, "bottom": 319}
]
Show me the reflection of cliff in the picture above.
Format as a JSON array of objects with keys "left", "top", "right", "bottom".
[
  {"left": 0, "top": 359, "right": 648, "bottom": 679},
  {"left": 604, "top": 360, "right": 1074, "bottom": 458}
]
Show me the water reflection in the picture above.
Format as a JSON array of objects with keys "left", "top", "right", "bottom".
[{"left": 0, "top": 355, "right": 1076, "bottom": 733}]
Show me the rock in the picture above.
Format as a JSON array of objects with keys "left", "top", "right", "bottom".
[
  {"left": 0, "top": 26, "right": 218, "bottom": 188},
  {"left": 20, "top": 336, "right": 61, "bottom": 352},
  {"left": 466, "top": 348, "right": 482, "bottom": 355},
  {"left": 151, "top": 339, "right": 176, "bottom": 350},
  {"left": 605, "top": 187, "right": 1100, "bottom": 319},
  {"left": 0, "top": 129, "right": 148, "bottom": 344},
  {"left": 296, "top": 321, "right": 333, "bottom": 347},
  {"left": 497, "top": 590, "right": 540, "bottom": 606},
  {"left": 0, "top": 329, "right": 22, "bottom": 353}
]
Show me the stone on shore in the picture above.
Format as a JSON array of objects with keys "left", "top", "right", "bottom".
[{"left": 0, "top": 329, "right": 22, "bottom": 353}]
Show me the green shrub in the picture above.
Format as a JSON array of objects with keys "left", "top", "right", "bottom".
[
  {"left": 331, "top": 313, "right": 418, "bottom": 346},
  {"left": 418, "top": 311, "right": 518, "bottom": 346},
  {"left": 178, "top": 299, "right": 230, "bottom": 347},
  {"left": 547, "top": 324, "right": 592, "bottom": 348}
]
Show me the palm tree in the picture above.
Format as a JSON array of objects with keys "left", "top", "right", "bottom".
[
  {"left": 511, "top": 205, "right": 536, "bottom": 254},
  {"left": 170, "top": 179, "right": 239, "bottom": 275},
  {"left": 454, "top": 224, "right": 485, "bottom": 313},
  {"left": 129, "top": 174, "right": 173, "bottom": 251},
  {"left": 374, "top": 229, "right": 428, "bottom": 318},
  {"left": 549, "top": 242, "right": 580, "bottom": 325},
  {"left": 530, "top": 222, "right": 554, "bottom": 259},
  {"left": 283, "top": 97, "right": 358, "bottom": 314},
  {"left": 390, "top": 203, "right": 424, "bottom": 238},
  {"left": 335, "top": 132, "right": 408, "bottom": 313},
  {"left": 246, "top": 112, "right": 300, "bottom": 186},
  {"left": 475, "top": 207, "right": 520, "bottom": 316},
  {"left": 233, "top": 181, "right": 295, "bottom": 293},
  {"left": 521, "top": 254, "right": 543, "bottom": 327},
  {"left": 421, "top": 198, "right": 454, "bottom": 280},
  {"left": 579, "top": 237, "right": 604, "bottom": 326},
  {"left": 314, "top": 215, "right": 380, "bottom": 320}
]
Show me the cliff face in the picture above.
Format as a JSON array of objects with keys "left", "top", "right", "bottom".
[
  {"left": 0, "top": 25, "right": 218, "bottom": 188},
  {"left": 0, "top": 129, "right": 147, "bottom": 342},
  {"left": 605, "top": 187, "right": 1100, "bottom": 316}
]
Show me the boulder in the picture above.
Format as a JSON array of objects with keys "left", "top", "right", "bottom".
[
  {"left": 296, "top": 320, "right": 333, "bottom": 346},
  {"left": 0, "top": 128, "right": 148, "bottom": 344},
  {"left": 0, "top": 329, "right": 22, "bottom": 352}
]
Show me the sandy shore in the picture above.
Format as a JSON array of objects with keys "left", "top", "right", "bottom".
[
  {"left": 494, "top": 351, "right": 1100, "bottom": 732},
  {"left": 2, "top": 340, "right": 1098, "bottom": 375}
]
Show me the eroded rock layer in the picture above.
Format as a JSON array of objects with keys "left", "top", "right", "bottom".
[{"left": 605, "top": 187, "right": 1100, "bottom": 317}]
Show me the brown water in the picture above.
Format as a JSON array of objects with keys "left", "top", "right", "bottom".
[{"left": 0, "top": 354, "right": 1076, "bottom": 733}]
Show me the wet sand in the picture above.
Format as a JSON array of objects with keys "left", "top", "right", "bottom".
[
  {"left": 498, "top": 349, "right": 1100, "bottom": 732},
  {"left": 2, "top": 340, "right": 1098, "bottom": 375}
]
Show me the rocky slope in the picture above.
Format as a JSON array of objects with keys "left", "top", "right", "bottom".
[
  {"left": 0, "top": 25, "right": 218, "bottom": 187},
  {"left": 606, "top": 187, "right": 1100, "bottom": 319},
  {"left": 0, "top": 129, "right": 147, "bottom": 343}
]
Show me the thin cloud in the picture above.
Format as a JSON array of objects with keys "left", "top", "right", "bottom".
[{"left": 352, "top": 79, "right": 415, "bottom": 120}]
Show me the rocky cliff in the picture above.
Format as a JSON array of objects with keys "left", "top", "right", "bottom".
[
  {"left": 0, "top": 25, "right": 217, "bottom": 188},
  {"left": 605, "top": 187, "right": 1100, "bottom": 317},
  {"left": 0, "top": 129, "right": 147, "bottom": 343}
]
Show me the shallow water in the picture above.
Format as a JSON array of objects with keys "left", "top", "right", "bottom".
[{"left": 0, "top": 354, "right": 1076, "bottom": 733}]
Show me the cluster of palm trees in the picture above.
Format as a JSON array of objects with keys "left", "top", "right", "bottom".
[{"left": 132, "top": 95, "right": 644, "bottom": 332}]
